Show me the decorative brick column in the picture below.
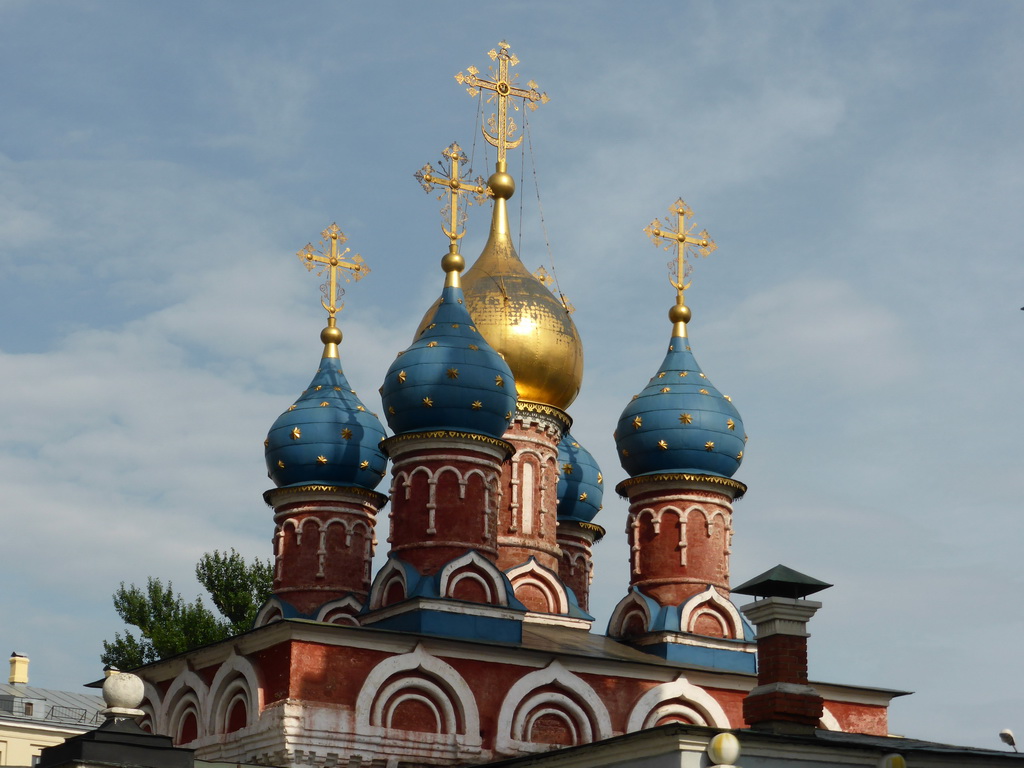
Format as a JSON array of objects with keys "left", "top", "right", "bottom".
[
  {"left": 618, "top": 474, "right": 744, "bottom": 607},
  {"left": 495, "top": 403, "right": 569, "bottom": 573},
  {"left": 555, "top": 520, "right": 604, "bottom": 612},
  {"left": 384, "top": 431, "right": 513, "bottom": 575},
  {"left": 740, "top": 596, "right": 825, "bottom": 733},
  {"left": 265, "top": 485, "right": 387, "bottom": 615}
]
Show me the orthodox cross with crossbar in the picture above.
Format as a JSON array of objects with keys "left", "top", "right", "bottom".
[
  {"left": 296, "top": 223, "right": 369, "bottom": 319},
  {"left": 644, "top": 199, "right": 717, "bottom": 306},
  {"left": 414, "top": 142, "right": 489, "bottom": 248},
  {"left": 455, "top": 41, "right": 549, "bottom": 169}
]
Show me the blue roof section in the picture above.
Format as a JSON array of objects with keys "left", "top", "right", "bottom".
[
  {"left": 556, "top": 432, "right": 604, "bottom": 524},
  {"left": 381, "top": 284, "right": 516, "bottom": 440},
  {"left": 615, "top": 333, "right": 745, "bottom": 479},
  {"left": 265, "top": 353, "right": 388, "bottom": 491}
]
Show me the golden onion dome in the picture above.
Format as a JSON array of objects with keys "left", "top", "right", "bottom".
[{"left": 416, "top": 169, "right": 583, "bottom": 410}]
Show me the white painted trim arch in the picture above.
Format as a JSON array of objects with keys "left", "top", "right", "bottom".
[
  {"left": 354, "top": 644, "right": 481, "bottom": 745},
  {"left": 505, "top": 559, "right": 569, "bottom": 614},
  {"left": 159, "top": 669, "right": 208, "bottom": 742},
  {"left": 625, "top": 674, "right": 731, "bottom": 731},
  {"left": 254, "top": 598, "right": 284, "bottom": 627},
  {"left": 495, "top": 660, "right": 611, "bottom": 755},
  {"left": 439, "top": 550, "right": 508, "bottom": 606},
  {"left": 678, "top": 585, "right": 745, "bottom": 640},
  {"left": 316, "top": 595, "right": 364, "bottom": 624},
  {"left": 368, "top": 557, "right": 409, "bottom": 610},
  {"left": 206, "top": 652, "right": 263, "bottom": 734},
  {"left": 607, "top": 591, "right": 652, "bottom": 637}
]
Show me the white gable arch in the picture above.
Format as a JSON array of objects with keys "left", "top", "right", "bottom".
[
  {"left": 206, "top": 652, "right": 263, "bottom": 734},
  {"left": 625, "top": 674, "right": 731, "bottom": 731},
  {"left": 678, "top": 585, "right": 744, "bottom": 640},
  {"left": 438, "top": 551, "right": 508, "bottom": 606},
  {"left": 354, "top": 644, "right": 480, "bottom": 745},
  {"left": 495, "top": 660, "right": 611, "bottom": 755}
]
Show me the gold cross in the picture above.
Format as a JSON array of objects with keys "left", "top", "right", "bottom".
[
  {"left": 414, "top": 142, "right": 489, "bottom": 248},
  {"left": 296, "top": 224, "right": 369, "bottom": 319},
  {"left": 644, "top": 199, "right": 717, "bottom": 304},
  {"left": 455, "top": 41, "right": 549, "bottom": 169}
]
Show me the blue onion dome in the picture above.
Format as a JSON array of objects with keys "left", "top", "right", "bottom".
[
  {"left": 381, "top": 249, "right": 517, "bottom": 440},
  {"left": 556, "top": 432, "right": 604, "bottom": 523},
  {"left": 615, "top": 310, "right": 745, "bottom": 479},
  {"left": 266, "top": 321, "right": 387, "bottom": 490}
]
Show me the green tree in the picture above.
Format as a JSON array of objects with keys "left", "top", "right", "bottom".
[{"left": 101, "top": 549, "right": 273, "bottom": 670}]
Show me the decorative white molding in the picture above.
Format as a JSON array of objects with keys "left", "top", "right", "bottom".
[
  {"left": 439, "top": 550, "right": 508, "bottom": 606},
  {"left": 625, "top": 674, "right": 731, "bottom": 731},
  {"left": 607, "top": 592, "right": 652, "bottom": 637},
  {"left": 253, "top": 599, "right": 284, "bottom": 627},
  {"left": 679, "top": 586, "right": 745, "bottom": 640},
  {"left": 159, "top": 669, "right": 208, "bottom": 744},
  {"left": 495, "top": 660, "right": 611, "bottom": 755},
  {"left": 354, "top": 644, "right": 481, "bottom": 745},
  {"left": 505, "top": 559, "right": 568, "bottom": 614},
  {"left": 206, "top": 652, "right": 263, "bottom": 734},
  {"left": 315, "top": 595, "right": 364, "bottom": 624},
  {"left": 368, "top": 559, "right": 408, "bottom": 610}
]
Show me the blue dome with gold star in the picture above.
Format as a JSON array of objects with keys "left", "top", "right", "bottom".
[
  {"left": 615, "top": 332, "right": 745, "bottom": 479},
  {"left": 556, "top": 432, "right": 604, "bottom": 523},
  {"left": 381, "top": 284, "right": 516, "bottom": 439},
  {"left": 266, "top": 348, "right": 387, "bottom": 490}
]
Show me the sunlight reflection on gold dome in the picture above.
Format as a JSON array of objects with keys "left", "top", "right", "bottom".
[{"left": 416, "top": 176, "right": 584, "bottom": 411}]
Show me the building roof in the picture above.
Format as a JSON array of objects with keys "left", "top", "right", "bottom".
[
  {"left": 479, "top": 723, "right": 1024, "bottom": 767},
  {"left": 0, "top": 682, "right": 104, "bottom": 728}
]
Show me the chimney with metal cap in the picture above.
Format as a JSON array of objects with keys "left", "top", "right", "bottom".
[
  {"left": 9, "top": 652, "right": 29, "bottom": 685},
  {"left": 734, "top": 565, "right": 831, "bottom": 734}
]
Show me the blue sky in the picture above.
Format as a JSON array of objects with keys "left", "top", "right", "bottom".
[{"left": 2, "top": 0, "right": 1022, "bottom": 750}]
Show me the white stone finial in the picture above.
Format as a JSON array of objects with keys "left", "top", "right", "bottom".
[
  {"left": 708, "top": 731, "right": 741, "bottom": 766},
  {"left": 101, "top": 671, "right": 146, "bottom": 720}
]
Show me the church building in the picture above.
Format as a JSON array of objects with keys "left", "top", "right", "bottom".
[{"left": 130, "top": 41, "right": 912, "bottom": 767}]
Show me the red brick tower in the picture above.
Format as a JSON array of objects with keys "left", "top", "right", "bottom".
[
  {"left": 261, "top": 225, "right": 388, "bottom": 624},
  {"left": 376, "top": 146, "right": 519, "bottom": 605},
  {"left": 608, "top": 200, "right": 751, "bottom": 660}
]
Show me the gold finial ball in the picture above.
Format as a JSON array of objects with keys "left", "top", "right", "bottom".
[
  {"left": 669, "top": 303, "right": 691, "bottom": 324},
  {"left": 441, "top": 250, "right": 465, "bottom": 274},
  {"left": 321, "top": 325, "right": 343, "bottom": 346},
  {"left": 487, "top": 171, "right": 515, "bottom": 199}
]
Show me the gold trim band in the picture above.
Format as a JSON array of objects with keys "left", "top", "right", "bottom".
[
  {"left": 615, "top": 472, "right": 747, "bottom": 499},
  {"left": 263, "top": 484, "right": 388, "bottom": 507},
  {"left": 515, "top": 400, "right": 572, "bottom": 430},
  {"left": 382, "top": 430, "right": 515, "bottom": 458}
]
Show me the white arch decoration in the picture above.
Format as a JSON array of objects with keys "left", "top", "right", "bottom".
[
  {"left": 438, "top": 551, "right": 508, "bottom": 606},
  {"left": 253, "top": 598, "right": 285, "bottom": 627},
  {"left": 678, "top": 585, "right": 744, "bottom": 640},
  {"left": 495, "top": 660, "right": 611, "bottom": 755},
  {"left": 368, "top": 558, "right": 409, "bottom": 610},
  {"left": 607, "top": 591, "right": 652, "bottom": 638},
  {"left": 138, "top": 679, "right": 161, "bottom": 734},
  {"left": 625, "top": 674, "right": 731, "bottom": 731},
  {"left": 354, "top": 644, "right": 481, "bottom": 746},
  {"left": 206, "top": 652, "right": 263, "bottom": 735},
  {"left": 159, "top": 669, "right": 208, "bottom": 743},
  {"left": 513, "top": 691, "right": 591, "bottom": 745},
  {"left": 505, "top": 560, "right": 569, "bottom": 614},
  {"left": 315, "top": 595, "right": 363, "bottom": 624}
]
